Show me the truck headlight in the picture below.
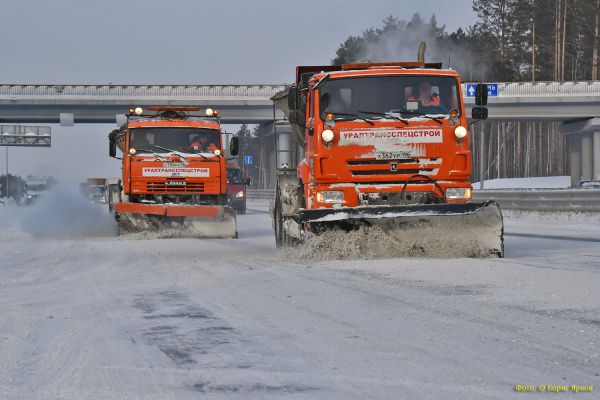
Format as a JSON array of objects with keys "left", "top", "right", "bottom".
[
  {"left": 235, "top": 190, "right": 244, "bottom": 198},
  {"left": 321, "top": 129, "right": 334, "bottom": 143},
  {"left": 446, "top": 187, "right": 472, "bottom": 199},
  {"left": 454, "top": 126, "right": 467, "bottom": 139},
  {"left": 316, "top": 190, "right": 344, "bottom": 203}
]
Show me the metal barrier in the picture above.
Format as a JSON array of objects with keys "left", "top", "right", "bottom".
[
  {"left": 246, "top": 189, "right": 275, "bottom": 201},
  {"left": 247, "top": 189, "right": 600, "bottom": 212},
  {"left": 473, "top": 189, "right": 600, "bottom": 212}
]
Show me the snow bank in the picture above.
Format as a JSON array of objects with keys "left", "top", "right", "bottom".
[{"left": 473, "top": 176, "right": 571, "bottom": 189}]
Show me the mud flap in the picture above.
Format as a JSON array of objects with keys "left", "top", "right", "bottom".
[
  {"left": 287, "top": 201, "right": 504, "bottom": 258},
  {"left": 116, "top": 205, "right": 238, "bottom": 238}
]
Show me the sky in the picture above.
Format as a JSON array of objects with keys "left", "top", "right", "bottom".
[{"left": 0, "top": 0, "right": 476, "bottom": 183}]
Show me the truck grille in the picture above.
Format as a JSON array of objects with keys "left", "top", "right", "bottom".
[
  {"left": 145, "top": 181, "right": 205, "bottom": 193},
  {"left": 348, "top": 158, "right": 438, "bottom": 176}
]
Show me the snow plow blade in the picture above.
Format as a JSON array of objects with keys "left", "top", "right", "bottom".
[
  {"left": 114, "top": 203, "right": 237, "bottom": 238},
  {"left": 291, "top": 201, "right": 503, "bottom": 258}
]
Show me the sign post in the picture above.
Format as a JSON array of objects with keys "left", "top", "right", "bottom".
[{"left": 0, "top": 125, "right": 51, "bottom": 201}]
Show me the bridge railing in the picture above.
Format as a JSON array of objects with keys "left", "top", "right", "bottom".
[
  {"left": 1, "top": 81, "right": 600, "bottom": 99},
  {"left": 0, "top": 84, "right": 287, "bottom": 98}
]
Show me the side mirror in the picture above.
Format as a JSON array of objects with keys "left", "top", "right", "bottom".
[
  {"left": 475, "top": 83, "right": 488, "bottom": 106},
  {"left": 245, "top": 178, "right": 251, "bottom": 186},
  {"left": 472, "top": 106, "right": 489, "bottom": 120},
  {"left": 229, "top": 137, "right": 239, "bottom": 156},
  {"left": 287, "top": 86, "right": 297, "bottom": 109},
  {"left": 109, "top": 139, "right": 117, "bottom": 158}
]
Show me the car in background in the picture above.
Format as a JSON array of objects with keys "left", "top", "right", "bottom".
[
  {"left": 572, "top": 180, "right": 600, "bottom": 189},
  {"left": 226, "top": 167, "right": 250, "bottom": 214},
  {"left": 24, "top": 176, "right": 53, "bottom": 205}
]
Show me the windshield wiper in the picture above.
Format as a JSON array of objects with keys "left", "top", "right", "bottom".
[
  {"left": 189, "top": 149, "right": 210, "bottom": 160},
  {"left": 358, "top": 110, "right": 409, "bottom": 125},
  {"left": 396, "top": 110, "right": 444, "bottom": 125},
  {"left": 134, "top": 149, "right": 168, "bottom": 161},
  {"left": 150, "top": 144, "right": 189, "bottom": 161},
  {"left": 327, "top": 112, "right": 375, "bottom": 126}
]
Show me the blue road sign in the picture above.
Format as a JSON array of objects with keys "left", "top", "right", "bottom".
[
  {"left": 244, "top": 155, "right": 253, "bottom": 165},
  {"left": 465, "top": 83, "right": 498, "bottom": 97},
  {"left": 487, "top": 83, "right": 498, "bottom": 97},
  {"left": 466, "top": 84, "right": 477, "bottom": 97}
]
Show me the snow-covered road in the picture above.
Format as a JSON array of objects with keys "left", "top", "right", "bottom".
[{"left": 1, "top": 200, "right": 599, "bottom": 399}]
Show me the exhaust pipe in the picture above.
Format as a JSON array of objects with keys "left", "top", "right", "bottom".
[{"left": 418, "top": 42, "right": 426, "bottom": 65}]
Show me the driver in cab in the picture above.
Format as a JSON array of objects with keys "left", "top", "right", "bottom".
[
  {"left": 189, "top": 132, "right": 218, "bottom": 153},
  {"left": 408, "top": 81, "right": 440, "bottom": 106}
]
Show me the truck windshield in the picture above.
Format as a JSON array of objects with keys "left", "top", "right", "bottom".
[
  {"left": 129, "top": 127, "right": 220, "bottom": 154},
  {"left": 227, "top": 169, "right": 242, "bottom": 184},
  {"left": 319, "top": 75, "right": 461, "bottom": 120}
]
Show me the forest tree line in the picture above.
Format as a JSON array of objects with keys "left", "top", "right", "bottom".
[{"left": 331, "top": 0, "right": 599, "bottom": 181}]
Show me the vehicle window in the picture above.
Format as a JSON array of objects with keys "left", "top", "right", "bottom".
[
  {"left": 227, "top": 169, "right": 242, "bottom": 184},
  {"left": 129, "top": 128, "right": 220, "bottom": 153},
  {"left": 319, "top": 75, "right": 461, "bottom": 119}
]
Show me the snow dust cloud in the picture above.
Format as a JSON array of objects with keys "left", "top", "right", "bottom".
[{"left": 15, "top": 185, "right": 117, "bottom": 239}]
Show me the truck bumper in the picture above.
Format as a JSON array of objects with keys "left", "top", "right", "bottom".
[{"left": 114, "top": 202, "right": 226, "bottom": 218}]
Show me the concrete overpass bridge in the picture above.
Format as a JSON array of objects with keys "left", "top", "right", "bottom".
[
  {"left": 1, "top": 81, "right": 599, "bottom": 181},
  {"left": 0, "top": 81, "right": 599, "bottom": 124}
]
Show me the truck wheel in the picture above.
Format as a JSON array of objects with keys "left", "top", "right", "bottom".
[
  {"left": 274, "top": 192, "right": 299, "bottom": 248},
  {"left": 274, "top": 194, "right": 285, "bottom": 248}
]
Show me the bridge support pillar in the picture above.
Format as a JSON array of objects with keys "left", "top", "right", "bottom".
[
  {"left": 581, "top": 132, "right": 594, "bottom": 181},
  {"left": 594, "top": 131, "right": 600, "bottom": 181},
  {"left": 568, "top": 135, "right": 582, "bottom": 184}
]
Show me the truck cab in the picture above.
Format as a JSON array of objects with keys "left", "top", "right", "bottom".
[{"left": 288, "top": 63, "right": 482, "bottom": 209}]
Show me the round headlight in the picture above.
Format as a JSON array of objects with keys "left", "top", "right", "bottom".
[
  {"left": 214, "top": 149, "right": 221, "bottom": 156},
  {"left": 129, "top": 148, "right": 137, "bottom": 155},
  {"left": 322, "top": 129, "right": 334, "bottom": 143},
  {"left": 134, "top": 107, "right": 143, "bottom": 115},
  {"left": 205, "top": 108, "right": 214, "bottom": 116},
  {"left": 454, "top": 126, "right": 467, "bottom": 139}
]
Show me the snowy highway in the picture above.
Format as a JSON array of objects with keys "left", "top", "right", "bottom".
[{"left": 1, "top": 199, "right": 599, "bottom": 399}]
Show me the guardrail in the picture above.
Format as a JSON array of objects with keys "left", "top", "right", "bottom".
[
  {"left": 473, "top": 189, "right": 600, "bottom": 212},
  {"left": 246, "top": 189, "right": 275, "bottom": 201},
  {"left": 247, "top": 188, "right": 600, "bottom": 212}
]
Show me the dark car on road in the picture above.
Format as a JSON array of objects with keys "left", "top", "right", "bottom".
[{"left": 226, "top": 167, "right": 250, "bottom": 214}]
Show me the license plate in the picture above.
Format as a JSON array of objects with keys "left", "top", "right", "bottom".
[
  {"left": 375, "top": 151, "right": 412, "bottom": 160},
  {"left": 163, "top": 163, "right": 186, "bottom": 168}
]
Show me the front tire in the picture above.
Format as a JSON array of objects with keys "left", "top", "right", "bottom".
[{"left": 274, "top": 192, "right": 299, "bottom": 248}]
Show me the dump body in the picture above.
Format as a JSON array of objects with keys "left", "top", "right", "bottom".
[
  {"left": 107, "top": 109, "right": 237, "bottom": 237},
  {"left": 272, "top": 62, "right": 503, "bottom": 257}
]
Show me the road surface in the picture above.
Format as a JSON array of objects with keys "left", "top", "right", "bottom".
[{"left": 0, "top": 199, "right": 599, "bottom": 399}]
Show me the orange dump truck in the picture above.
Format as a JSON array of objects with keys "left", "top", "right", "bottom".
[
  {"left": 108, "top": 107, "right": 239, "bottom": 237},
  {"left": 272, "top": 45, "right": 504, "bottom": 257}
]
